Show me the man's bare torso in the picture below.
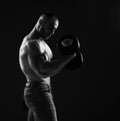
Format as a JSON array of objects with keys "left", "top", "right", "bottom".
[{"left": 19, "top": 36, "right": 53, "bottom": 85}]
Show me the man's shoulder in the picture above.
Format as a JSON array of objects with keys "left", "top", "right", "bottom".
[
  {"left": 24, "top": 35, "right": 44, "bottom": 45},
  {"left": 23, "top": 36, "right": 38, "bottom": 48},
  {"left": 23, "top": 36, "right": 43, "bottom": 55}
]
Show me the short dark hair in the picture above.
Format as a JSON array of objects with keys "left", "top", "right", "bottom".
[
  {"left": 44, "top": 11, "right": 55, "bottom": 18},
  {"left": 42, "top": 11, "right": 59, "bottom": 27},
  {"left": 42, "top": 11, "right": 58, "bottom": 22}
]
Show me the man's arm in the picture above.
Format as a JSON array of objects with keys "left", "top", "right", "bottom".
[
  {"left": 27, "top": 40, "right": 75, "bottom": 78},
  {"left": 39, "top": 54, "right": 75, "bottom": 77}
]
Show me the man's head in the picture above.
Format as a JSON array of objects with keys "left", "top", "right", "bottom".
[{"left": 35, "top": 12, "right": 59, "bottom": 40}]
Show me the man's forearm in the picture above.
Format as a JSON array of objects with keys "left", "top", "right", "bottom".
[{"left": 40, "top": 55, "right": 74, "bottom": 77}]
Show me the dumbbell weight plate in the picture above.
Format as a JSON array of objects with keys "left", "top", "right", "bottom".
[
  {"left": 57, "top": 35, "right": 80, "bottom": 56},
  {"left": 57, "top": 34, "right": 83, "bottom": 70}
]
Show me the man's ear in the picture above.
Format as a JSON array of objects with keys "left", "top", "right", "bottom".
[{"left": 35, "top": 16, "right": 44, "bottom": 31}]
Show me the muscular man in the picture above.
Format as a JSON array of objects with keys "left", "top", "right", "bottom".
[{"left": 19, "top": 12, "right": 76, "bottom": 121}]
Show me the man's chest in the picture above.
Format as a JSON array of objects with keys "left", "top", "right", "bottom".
[
  {"left": 38, "top": 40, "right": 53, "bottom": 61},
  {"left": 19, "top": 38, "right": 53, "bottom": 61}
]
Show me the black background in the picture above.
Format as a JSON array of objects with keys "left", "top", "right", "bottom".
[{"left": 0, "top": 0, "right": 120, "bottom": 121}]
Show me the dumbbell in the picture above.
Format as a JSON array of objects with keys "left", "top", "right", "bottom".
[{"left": 57, "top": 34, "right": 84, "bottom": 70}]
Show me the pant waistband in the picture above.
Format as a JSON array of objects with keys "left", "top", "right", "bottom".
[{"left": 24, "top": 81, "right": 51, "bottom": 94}]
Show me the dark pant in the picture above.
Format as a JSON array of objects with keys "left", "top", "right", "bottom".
[{"left": 23, "top": 81, "right": 58, "bottom": 121}]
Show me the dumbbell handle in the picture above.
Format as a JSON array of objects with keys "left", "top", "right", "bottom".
[{"left": 62, "top": 39, "right": 73, "bottom": 47}]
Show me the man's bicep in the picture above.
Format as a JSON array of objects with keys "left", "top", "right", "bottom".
[
  {"left": 28, "top": 53, "right": 45, "bottom": 71},
  {"left": 28, "top": 52, "right": 69, "bottom": 77},
  {"left": 28, "top": 53, "right": 48, "bottom": 78}
]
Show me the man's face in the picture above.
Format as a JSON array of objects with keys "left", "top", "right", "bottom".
[
  {"left": 43, "top": 19, "right": 58, "bottom": 39},
  {"left": 45, "top": 24, "right": 55, "bottom": 35},
  {"left": 37, "top": 17, "right": 59, "bottom": 40}
]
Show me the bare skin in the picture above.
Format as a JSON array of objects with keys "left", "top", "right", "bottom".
[
  {"left": 19, "top": 35, "right": 75, "bottom": 86},
  {"left": 19, "top": 36, "right": 50, "bottom": 84}
]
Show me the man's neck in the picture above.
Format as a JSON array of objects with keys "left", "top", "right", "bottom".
[{"left": 28, "top": 27, "right": 45, "bottom": 40}]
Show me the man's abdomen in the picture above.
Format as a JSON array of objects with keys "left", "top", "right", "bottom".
[{"left": 24, "top": 80, "right": 52, "bottom": 96}]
